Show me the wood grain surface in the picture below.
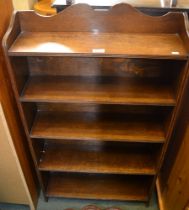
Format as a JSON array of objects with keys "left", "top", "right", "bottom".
[
  {"left": 31, "top": 110, "right": 166, "bottom": 142},
  {"left": 47, "top": 173, "right": 152, "bottom": 201},
  {"left": 9, "top": 32, "right": 187, "bottom": 58},
  {"left": 20, "top": 76, "right": 176, "bottom": 106},
  {"left": 39, "top": 141, "right": 159, "bottom": 175}
]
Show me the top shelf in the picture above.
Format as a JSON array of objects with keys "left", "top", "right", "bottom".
[
  {"left": 8, "top": 32, "right": 187, "bottom": 58},
  {"left": 4, "top": 4, "right": 189, "bottom": 59}
]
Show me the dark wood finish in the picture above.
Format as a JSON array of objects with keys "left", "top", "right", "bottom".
[
  {"left": 47, "top": 173, "right": 152, "bottom": 201},
  {"left": 9, "top": 57, "right": 29, "bottom": 94},
  {"left": 38, "top": 141, "right": 160, "bottom": 175},
  {"left": 6, "top": 4, "right": 189, "bottom": 58},
  {"left": 22, "top": 103, "right": 37, "bottom": 130},
  {"left": 8, "top": 32, "right": 187, "bottom": 58},
  {"left": 3, "top": 3, "right": 189, "bottom": 203},
  {"left": 0, "top": 0, "right": 38, "bottom": 206},
  {"left": 148, "top": 62, "right": 189, "bottom": 204},
  {"left": 3, "top": 17, "right": 48, "bottom": 200},
  {"left": 157, "top": 78, "right": 189, "bottom": 210},
  {"left": 27, "top": 57, "right": 184, "bottom": 77},
  {"left": 36, "top": 102, "right": 172, "bottom": 113},
  {"left": 31, "top": 110, "right": 166, "bottom": 142},
  {"left": 21, "top": 76, "right": 176, "bottom": 106},
  {"left": 9, "top": 4, "right": 188, "bottom": 34}
]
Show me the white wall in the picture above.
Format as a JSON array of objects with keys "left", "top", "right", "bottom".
[
  {"left": 12, "top": 0, "right": 36, "bottom": 10},
  {"left": 0, "top": 104, "right": 29, "bottom": 204}
]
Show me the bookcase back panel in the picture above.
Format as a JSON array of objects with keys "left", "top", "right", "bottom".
[
  {"left": 36, "top": 102, "right": 172, "bottom": 115},
  {"left": 9, "top": 57, "right": 29, "bottom": 94},
  {"left": 28, "top": 57, "right": 185, "bottom": 79}
]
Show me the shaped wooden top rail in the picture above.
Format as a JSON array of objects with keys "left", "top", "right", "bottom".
[{"left": 17, "top": 3, "right": 187, "bottom": 33}]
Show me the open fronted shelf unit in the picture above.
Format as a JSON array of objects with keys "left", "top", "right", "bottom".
[{"left": 3, "top": 3, "right": 189, "bottom": 203}]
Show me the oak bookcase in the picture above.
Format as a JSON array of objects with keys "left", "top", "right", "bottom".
[{"left": 3, "top": 3, "right": 189, "bottom": 203}]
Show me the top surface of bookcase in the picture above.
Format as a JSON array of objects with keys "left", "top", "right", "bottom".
[{"left": 4, "top": 3, "right": 189, "bottom": 58}]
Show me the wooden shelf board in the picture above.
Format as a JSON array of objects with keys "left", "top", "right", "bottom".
[
  {"left": 46, "top": 173, "right": 151, "bottom": 201},
  {"left": 20, "top": 76, "right": 176, "bottom": 106},
  {"left": 31, "top": 111, "right": 165, "bottom": 143},
  {"left": 9, "top": 32, "right": 187, "bottom": 58},
  {"left": 39, "top": 142, "right": 157, "bottom": 175}
]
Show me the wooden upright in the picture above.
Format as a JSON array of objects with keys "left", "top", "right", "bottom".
[
  {"left": 0, "top": 0, "right": 38, "bottom": 208},
  {"left": 3, "top": 4, "right": 189, "bottom": 203}
]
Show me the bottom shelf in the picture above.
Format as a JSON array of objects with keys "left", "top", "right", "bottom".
[{"left": 46, "top": 173, "right": 152, "bottom": 201}]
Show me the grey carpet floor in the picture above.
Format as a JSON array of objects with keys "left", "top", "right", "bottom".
[{"left": 0, "top": 192, "right": 159, "bottom": 210}]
